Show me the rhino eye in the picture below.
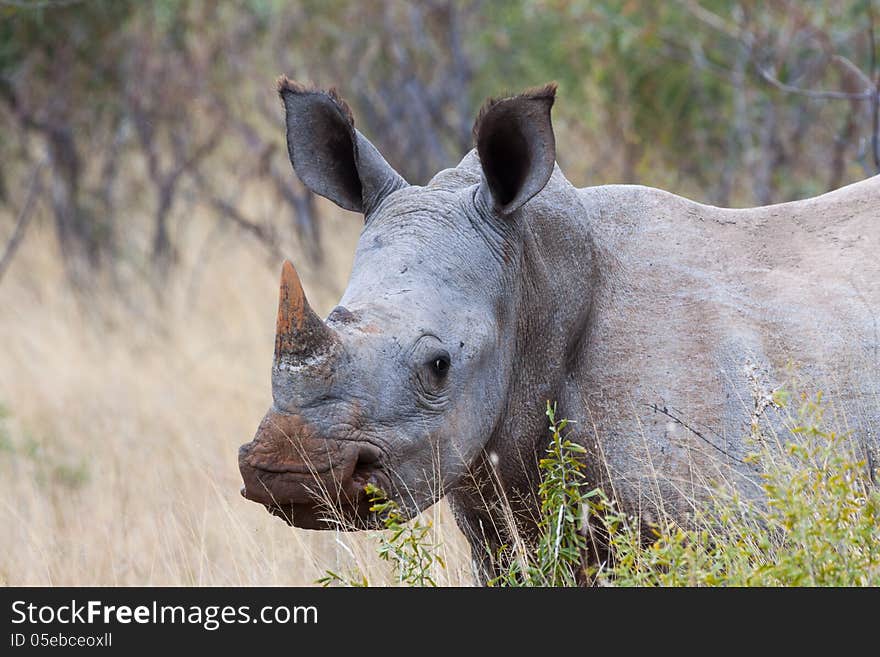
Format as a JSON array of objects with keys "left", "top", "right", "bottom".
[{"left": 429, "top": 352, "right": 451, "bottom": 378}]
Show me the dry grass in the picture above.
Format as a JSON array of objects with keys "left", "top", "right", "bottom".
[{"left": 0, "top": 198, "right": 473, "bottom": 586}]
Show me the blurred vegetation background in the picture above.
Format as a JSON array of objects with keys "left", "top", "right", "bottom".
[
  {"left": 1, "top": 0, "right": 878, "bottom": 287},
  {"left": 0, "top": 0, "right": 879, "bottom": 585}
]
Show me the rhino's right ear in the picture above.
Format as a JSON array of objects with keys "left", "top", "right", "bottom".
[
  {"left": 277, "top": 77, "right": 406, "bottom": 215},
  {"left": 473, "top": 83, "right": 557, "bottom": 216}
]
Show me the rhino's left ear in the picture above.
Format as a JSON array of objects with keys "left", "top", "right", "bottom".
[
  {"left": 277, "top": 77, "right": 407, "bottom": 216},
  {"left": 473, "top": 82, "right": 557, "bottom": 215}
]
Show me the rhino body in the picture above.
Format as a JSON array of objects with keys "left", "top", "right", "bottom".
[{"left": 239, "top": 79, "right": 880, "bottom": 582}]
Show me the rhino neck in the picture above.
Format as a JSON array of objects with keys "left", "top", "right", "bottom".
[{"left": 454, "top": 167, "right": 598, "bottom": 538}]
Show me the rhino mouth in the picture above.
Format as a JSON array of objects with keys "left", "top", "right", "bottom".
[
  {"left": 259, "top": 496, "right": 380, "bottom": 531},
  {"left": 238, "top": 439, "right": 392, "bottom": 531}
]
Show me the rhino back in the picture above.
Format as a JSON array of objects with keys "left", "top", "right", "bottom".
[{"left": 570, "top": 176, "right": 880, "bottom": 517}]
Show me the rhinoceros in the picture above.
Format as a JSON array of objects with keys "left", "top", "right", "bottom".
[{"left": 239, "top": 77, "right": 880, "bottom": 581}]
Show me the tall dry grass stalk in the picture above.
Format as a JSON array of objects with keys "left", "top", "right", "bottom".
[{"left": 0, "top": 197, "right": 473, "bottom": 586}]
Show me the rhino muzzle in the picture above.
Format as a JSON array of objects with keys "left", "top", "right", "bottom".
[{"left": 239, "top": 409, "right": 386, "bottom": 529}]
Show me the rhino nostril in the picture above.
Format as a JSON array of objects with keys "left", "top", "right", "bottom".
[
  {"left": 351, "top": 443, "right": 383, "bottom": 488},
  {"left": 357, "top": 443, "right": 381, "bottom": 465}
]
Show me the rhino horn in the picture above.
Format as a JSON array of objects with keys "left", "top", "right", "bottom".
[{"left": 274, "top": 260, "right": 335, "bottom": 363}]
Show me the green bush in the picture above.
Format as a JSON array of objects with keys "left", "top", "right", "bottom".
[
  {"left": 590, "top": 392, "right": 880, "bottom": 586},
  {"left": 318, "top": 484, "right": 445, "bottom": 587},
  {"left": 490, "top": 402, "right": 594, "bottom": 587}
]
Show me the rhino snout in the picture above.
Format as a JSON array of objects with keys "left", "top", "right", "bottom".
[{"left": 238, "top": 409, "right": 386, "bottom": 529}]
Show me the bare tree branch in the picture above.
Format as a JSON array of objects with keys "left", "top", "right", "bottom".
[
  {"left": 870, "top": 0, "right": 878, "bottom": 81},
  {"left": 832, "top": 54, "right": 874, "bottom": 90},
  {"left": 0, "top": 161, "right": 44, "bottom": 283},
  {"left": 0, "top": 0, "right": 84, "bottom": 9},
  {"left": 868, "top": 0, "right": 880, "bottom": 171},
  {"left": 828, "top": 54, "right": 867, "bottom": 189},
  {"left": 759, "top": 67, "right": 872, "bottom": 100},
  {"left": 190, "top": 171, "right": 282, "bottom": 260},
  {"left": 677, "top": 0, "right": 743, "bottom": 41}
]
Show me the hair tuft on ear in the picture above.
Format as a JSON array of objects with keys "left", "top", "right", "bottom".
[
  {"left": 326, "top": 87, "right": 355, "bottom": 128},
  {"left": 276, "top": 76, "right": 356, "bottom": 129},
  {"left": 472, "top": 82, "right": 557, "bottom": 145},
  {"left": 275, "top": 75, "right": 313, "bottom": 95}
]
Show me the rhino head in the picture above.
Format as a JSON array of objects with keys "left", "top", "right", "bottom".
[{"left": 239, "top": 78, "right": 559, "bottom": 530}]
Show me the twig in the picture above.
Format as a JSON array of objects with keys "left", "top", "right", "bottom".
[
  {"left": 831, "top": 55, "right": 873, "bottom": 90},
  {"left": 871, "top": 1, "right": 878, "bottom": 81},
  {"left": 677, "top": 0, "right": 742, "bottom": 40},
  {"left": 0, "top": 161, "right": 44, "bottom": 283},
  {"left": 867, "top": 0, "right": 880, "bottom": 171},
  {"left": 646, "top": 402, "right": 748, "bottom": 465},
  {"left": 190, "top": 172, "right": 282, "bottom": 260},
  {"left": 0, "top": 0, "right": 84, "bottom": 8},
  {"left": 759, "top": 67, "right": 871, "bottom": 100}
]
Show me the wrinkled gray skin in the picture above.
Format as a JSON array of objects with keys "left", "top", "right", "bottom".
[{"left": 239, "top": 79, "right": 880, "bottom": 583}]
